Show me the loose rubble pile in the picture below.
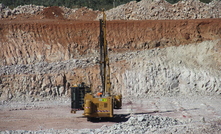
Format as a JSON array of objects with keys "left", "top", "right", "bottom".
[
  {"left": 98, "top": 0, "right": 221, "bottom": 20},
  {"left": 11, "top": 4, "right": 44, "bottom": 15},
  {"left": 68, "top": 7, "right": 100, "bottom": 20},
  {"left": 0, "top": 4, "right": 44, "bottom": 18},
  {"left": 60, "top": 6, "right": 77, "bottom": 19},
  {"left": 99, "top": 114, "right": 182, "bottom": 134},
  {"left": 42, "top": 6, "right": 65, "bottom": 19},
  {"left": 0, "top": 3, "right": 94, "bottom": 20},
  {"left": 1, "top": 0, "right": 221, "bottom": 20}
]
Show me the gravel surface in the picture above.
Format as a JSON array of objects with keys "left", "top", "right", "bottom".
[{"left": 1, "top": 96, "right": 221, "bottom": 133}]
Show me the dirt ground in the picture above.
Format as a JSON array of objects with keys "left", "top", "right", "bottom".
[
  {"left": 0, "top": 96, "right": 221, "bottom": 131},
  {"left": 0, "top": 100, "right": 116, "bottom": 130}
]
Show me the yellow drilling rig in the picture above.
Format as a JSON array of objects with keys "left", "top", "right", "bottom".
[{"left": 70, "top": 11, "right": 122, "bottom": 121}]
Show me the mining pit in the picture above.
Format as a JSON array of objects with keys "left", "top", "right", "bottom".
[{"left": 0, "top": 0, "right": 221, "bottom": 133}]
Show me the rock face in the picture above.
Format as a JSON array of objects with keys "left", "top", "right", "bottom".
[
  {"left": 118, "top": 40, "right": 221, "bottom": 98},
  {"left": 0, "top": 18, "right": 221, "bottom": 101},
  {"left": 1, "top": 19, "right": 220, "bottom": 66}
]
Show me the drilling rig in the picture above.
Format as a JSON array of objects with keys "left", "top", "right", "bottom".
[{"left": 70, "top": 11, "right": 122, "bottom": 121}]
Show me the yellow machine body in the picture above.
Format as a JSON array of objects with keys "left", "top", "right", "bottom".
[
  {"left": 83, "top": 93, "right": 114, "bottom": 118},
  {"left": 70, "top": 10, "right": 122, "bottom": 120},
  {"left": 82, "top": 10, "right": 122, "bottom": 119},
  {"left": 114, "top": 95, "right": 122, "bottom": 109}
]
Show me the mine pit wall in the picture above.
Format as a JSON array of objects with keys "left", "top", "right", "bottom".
[
  {"left": 0, "top": 40, "right": 220, "bottom": 102},
  {"left": 1, "top": 19, "right": 221, "bottom": 66},
  {"left": 117, "top": 40, "right": 221, "bottom": 98},
  {"left": 0, "top": 19, "right": 221, "bottom": 101}
]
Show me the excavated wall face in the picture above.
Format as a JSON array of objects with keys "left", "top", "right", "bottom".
[
  {"left": 1, "top": 19, "right": 221, "bottom": 66},
  {"left": 115, "top": 40, "right": 221, "bottom": 98},
  {"left": 0, "top": 19, "right": 221, "bottom": 101}
]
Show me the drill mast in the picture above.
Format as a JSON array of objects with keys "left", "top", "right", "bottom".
[
  {"left": 99, "top": 11, "right": 111, "bottom": 96},
  {"left": 70, "top": 11, "right": 122, "bottom": 120}
]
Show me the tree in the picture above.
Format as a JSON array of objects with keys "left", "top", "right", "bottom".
[
  {"left": 200, "top": 0, "right": 212, "bottom": 3},
  {"left": 166, "top": 0, "right": 180, "bottom": 4}
]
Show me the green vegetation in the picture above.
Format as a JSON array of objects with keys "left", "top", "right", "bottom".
[
  {"left": 0, "top": 0, "right": 217, "bottom": 10},
  {"left": 166, "top": 0, "right": 214, "bottom": 4}
]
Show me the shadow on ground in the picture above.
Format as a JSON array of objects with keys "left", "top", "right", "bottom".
[{"left": 78, "top": 108, "right": 199, "bottom": 123}]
